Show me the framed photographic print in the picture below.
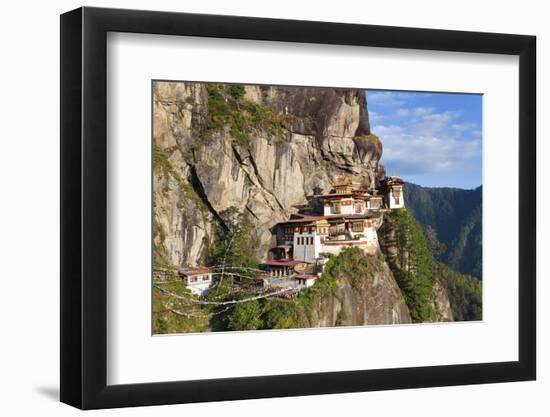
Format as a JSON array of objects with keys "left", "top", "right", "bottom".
[{"left": 60, "top": 6, "right": 536, "bottom": 410}]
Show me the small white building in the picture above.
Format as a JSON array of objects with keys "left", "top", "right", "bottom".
[
  {"left": 381, "top": 176, "right": 405, "bottom": 209},
  {"left": 178, "top": 267, "right": 213, "bottom": 296},
  {"left": 295, "top": 275, "right": 318, "bottom": 288}
]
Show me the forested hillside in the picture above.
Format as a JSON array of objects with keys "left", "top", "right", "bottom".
[
  {"left": 379, "top": 209, "right": 482, "bottom": 322},
  {"left": 404, "top": 183, "right": 482, "bottom": 279}
]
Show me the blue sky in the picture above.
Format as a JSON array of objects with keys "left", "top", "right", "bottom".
[{"left": 365, "top": 90, "right": 482, "bottom": 189}]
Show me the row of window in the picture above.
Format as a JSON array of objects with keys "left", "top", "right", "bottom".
[
  {"left": 286, "top": 226, "right": 327, "bottom": 235},
  {"left": 187, "top": 275, "right": 211, "bottom": 284},
  {"left": 296, "top": 236, "right": 314, "bottom": 245},
  {"left": 285, "top": 221, "right": 376, "bottom": 240},
  {"left": 329, "top": 199, "right": 383, "bottom": 213},
  {"left": 351, "top": 222, "right": 364, "bottom": 232}
]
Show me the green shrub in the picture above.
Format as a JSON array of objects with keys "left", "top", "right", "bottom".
[
  {"left": 229, "top": 84, "right": 245, "bottom": 99},
  {"left": 262, "top": 300, "right": 299, "bottom": 329},
  {"left": 322, "top": 247, "right": 383, "bottom": 289},
  {"left": 201, "top": 84, "right": 288, "bottom": 149},
  {"left": 228, "top": 299, "right": 263, "bottom": 331}
]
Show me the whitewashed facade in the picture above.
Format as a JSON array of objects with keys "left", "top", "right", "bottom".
[
  {"left": 293, "top": 231, "right": 322, "bottom": 263},
  {"left": 291, "top": 218, "right": 380, "bottom": 262},
  {"left": 179, "top": 268, "right": 213, "bottom": 296}
]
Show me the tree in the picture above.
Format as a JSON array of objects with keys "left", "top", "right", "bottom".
[
  {"left": 207, "top": 207, "right": 262, "bottom": 329},
  {"left": 227, "top": 299, "right": 262, "bottom": 330},
  {"left": 211, "top": 207, "right": 261, "bottom": 285},
  {"left": 387, "top": 209, "right": 436, "bottom": 322}
]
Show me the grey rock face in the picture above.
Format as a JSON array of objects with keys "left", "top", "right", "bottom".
[
  {"left": 431, "top": 278, "right": 454, "bottom": 322},
  {"left": 307, "top": 263, "right": 412, "bottom": 327}
]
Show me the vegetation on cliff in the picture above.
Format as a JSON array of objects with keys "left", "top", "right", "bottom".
[
  {"left": 210, "top": 207, "right": 260, "bottom": 280},
  {"left": 384, "top": 209, "right": 436, "bottom": 322},
  {"left": 153, "top": 245, "right": 395, "bottom": 334},
  {"left": 196, "top": 83, "right": 292, "bottom": 151},
  {"left": 152, "top": 265, "right": 210, "bottom": 334},
  {"left": 256, "top": 248, "right": 384, "bottom": 329}
]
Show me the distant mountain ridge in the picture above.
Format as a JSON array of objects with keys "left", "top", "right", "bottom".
[{"left": 404, "top": 182, "right": 482, "bottom": 279}]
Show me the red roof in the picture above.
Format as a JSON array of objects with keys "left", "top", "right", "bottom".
[
  {"left": 178, "top": 267, "right": 212, "bottom": 276},
  {"left": 262, "top": 259, "right": 305, "bottom": 267},
  {"left": 325, "top": 213, "right": 378, "bottom": 220},
  {"left": 278, "top": 215, "right": 326, "bottom": 224},
  {"left": 278, "top": 213, "right": 380, "bottom": 226}
]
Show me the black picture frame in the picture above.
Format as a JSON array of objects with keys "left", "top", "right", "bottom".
[{"left": 60, "top": 6, "right": 536, "bottom": 410}]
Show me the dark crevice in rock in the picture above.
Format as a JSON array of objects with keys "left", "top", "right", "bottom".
[
  {"left": 231, "top": 145, "right": 247, "bottom": 167},
  {"left": 233, "top": 145, "right": 285, "bottom": 212},
  {"left": 188, "top": 164, "right": 228, "bottom": 231},
  {"left": 245, "top": 205, "right": 259, "bottom": 220},
  {"left": 246, "top": 149, "right": 264, "bottom": 186},
  {"left": 249, "top": 151, "right": 285, "bottom": 211}
]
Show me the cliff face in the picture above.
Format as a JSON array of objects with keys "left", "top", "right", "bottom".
[
  {"left": 430, "top": 278, "right": 453, "bottom": 322},
  {"left": 153, "top": 82, "right": 382, "bottom": 266},
  {"left": 306, "top": 261, "right": 412, "bottom": 327}
]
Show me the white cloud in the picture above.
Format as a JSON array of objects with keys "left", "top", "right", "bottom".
[
  {"left": 375, "top": 123, "right": 481, "bottom": 175},
  {"left": 368, "top": 111, "right": 386, "bottom": 123},
  {"left": 367, "top": 91, "right": 482, "bottom": 184},
  {"left": 367, "top": 92, "right": 412, "bottom": 107},
  {"left": 395, "top": 107, "right": 434, "bottom": 118},
  {"left": 412, "top": 107, "right": 434, "bottom": 116}
]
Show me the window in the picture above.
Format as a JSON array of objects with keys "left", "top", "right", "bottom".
[
  {"left": 202, "top": 275, "right": 210, "bottom": 281},
  {"left": 392, "top": 187, "right": 402, "bottom": 205},
  {"left": 190, "top": 276, "right": 198, "bottom": 283},
  {"left": 352, "top": 222, "right": 363, "bottom": 232},
  {"left": 333, "top": 203, "right": 341, "bottom": 214}
]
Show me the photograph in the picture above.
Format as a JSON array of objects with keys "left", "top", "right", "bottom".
[{"left": 152, "top": 81, "right": 483, "bottom": 334}]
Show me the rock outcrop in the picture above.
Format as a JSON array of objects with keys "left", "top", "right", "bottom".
[
  {"left": 430, "top": 278, "right": 454, "bottom": 322},
  {"left": 306, "top": 261, "right": 412, "bottom": 327}
]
